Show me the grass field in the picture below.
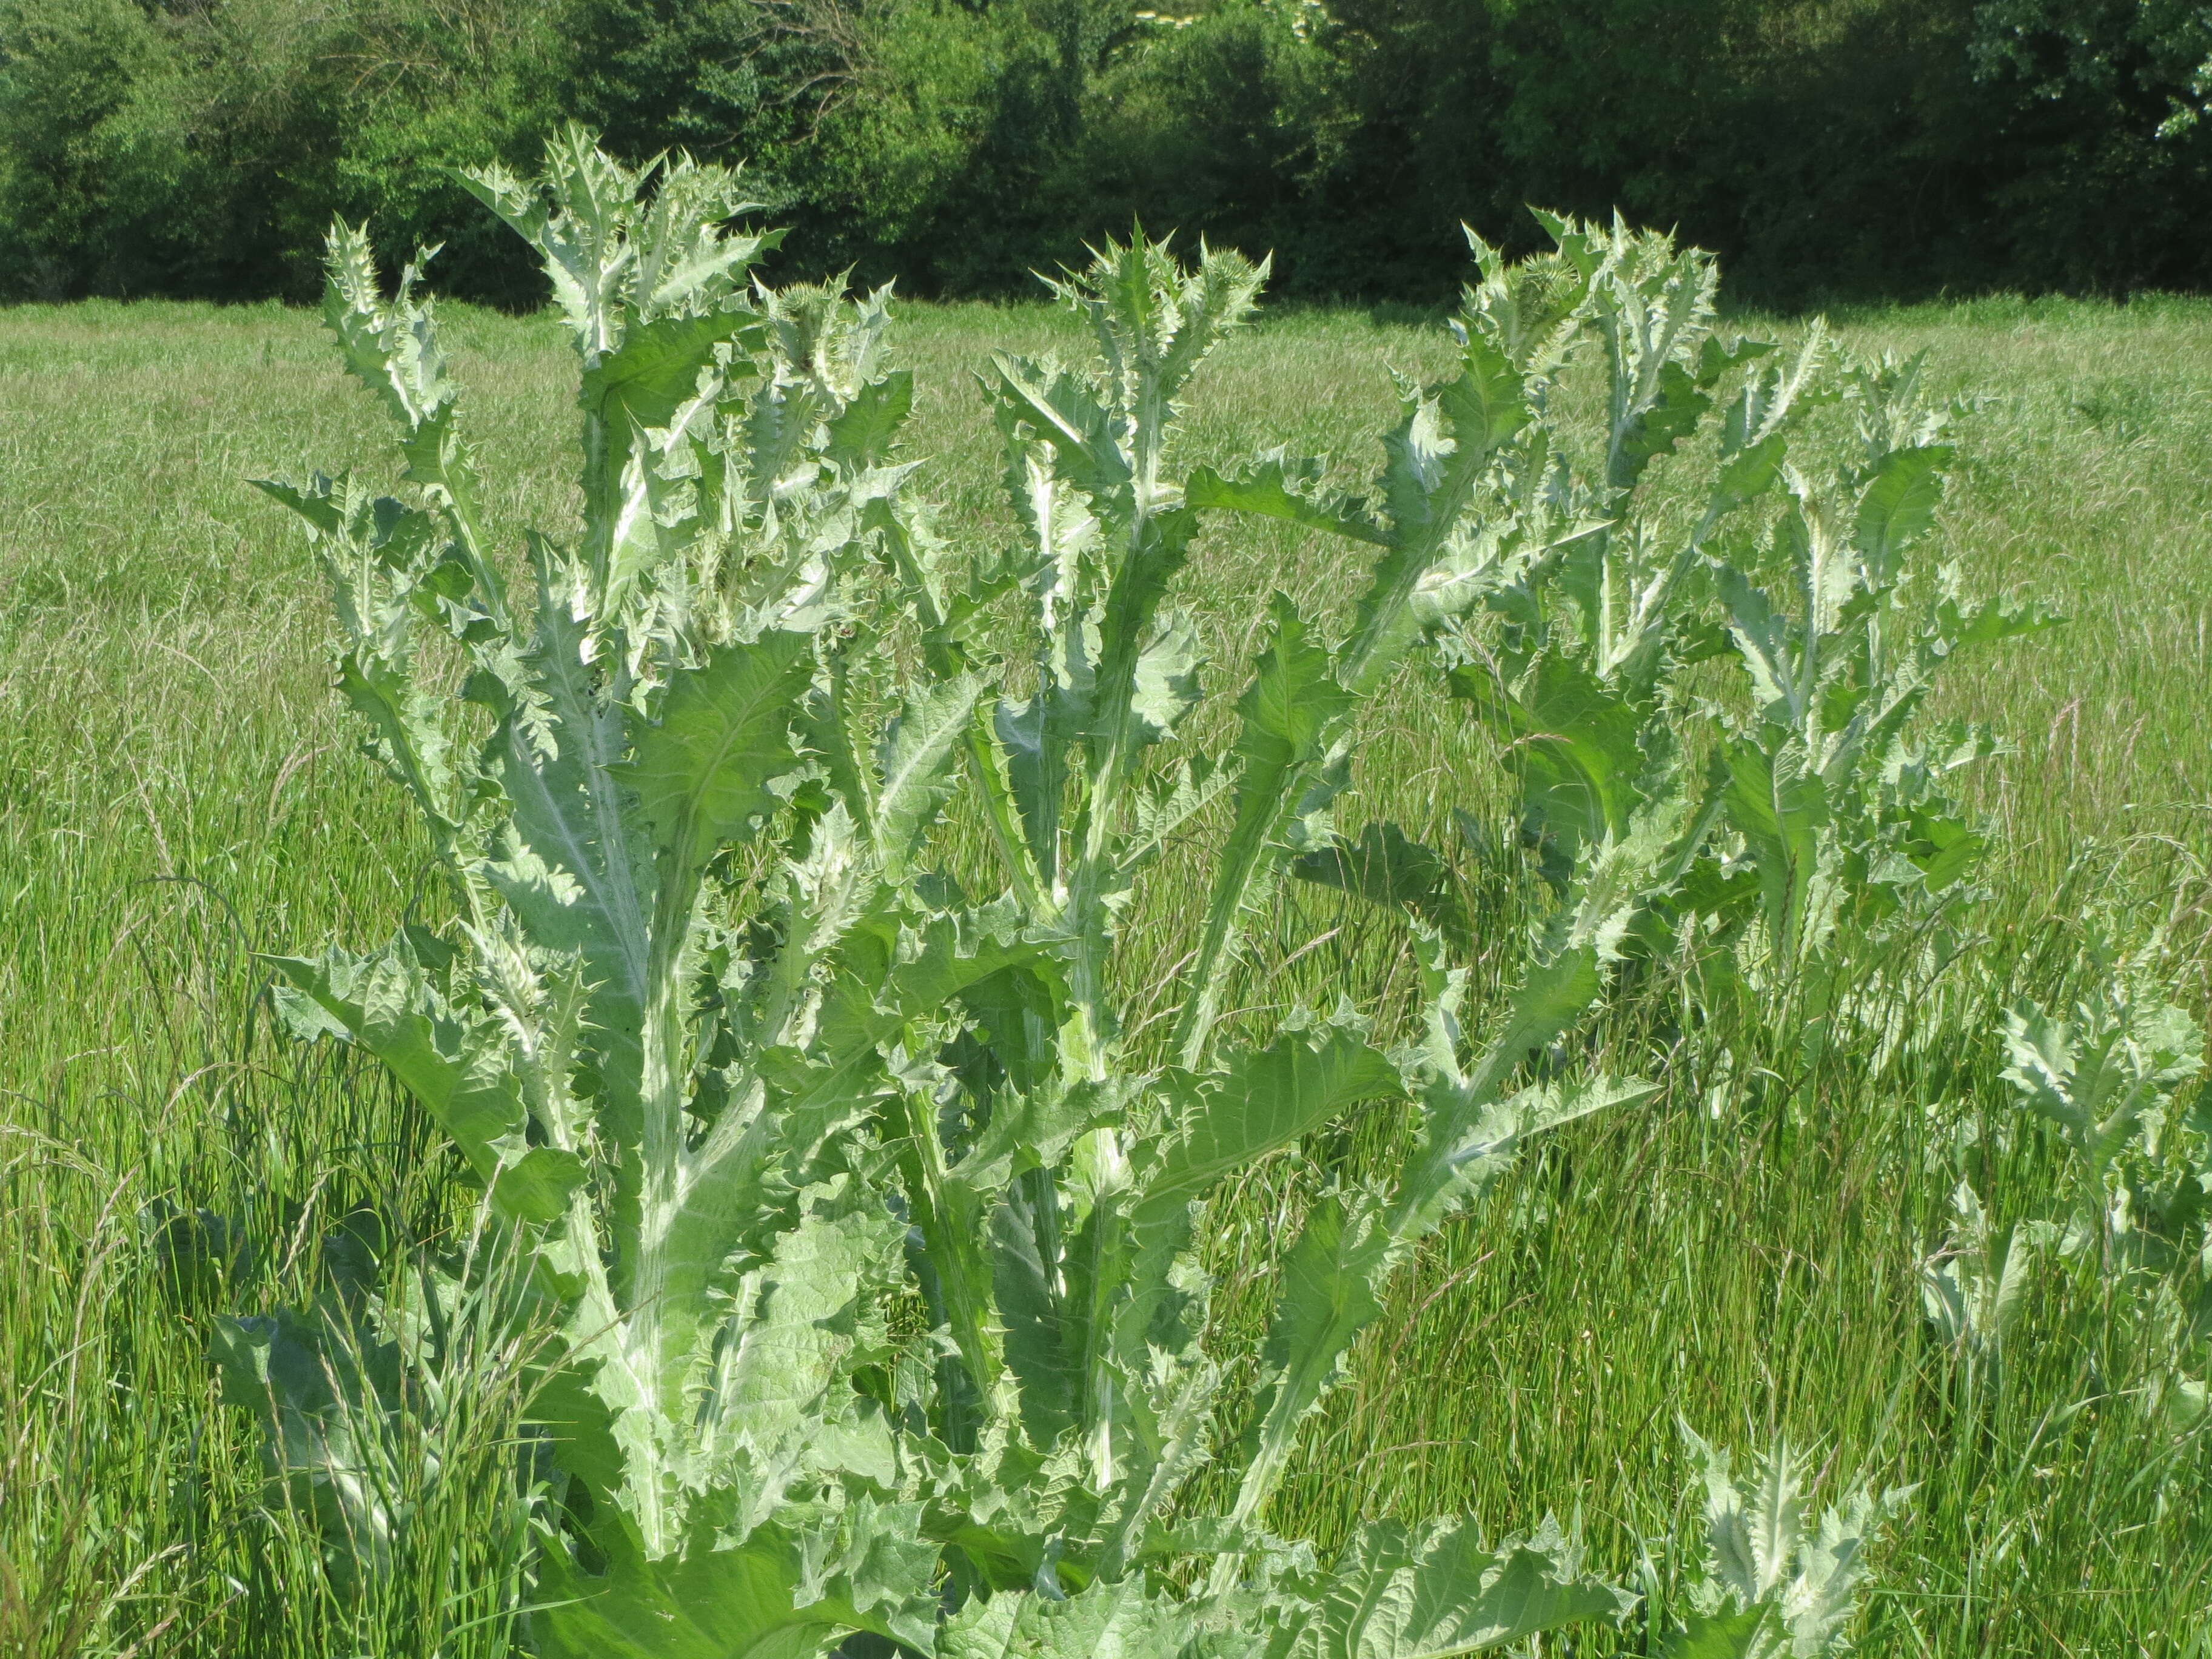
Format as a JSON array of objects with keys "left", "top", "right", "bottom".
[{"left": 6, "top": 286, "right": 2212, "bottom": 1656}]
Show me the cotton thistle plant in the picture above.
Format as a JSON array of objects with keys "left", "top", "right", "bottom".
[
  {"left": 235, "top": 128, "right": 982, "bottom": 1652},
  {"left": 1440, "top": 213, "right": 1835, "bottom": 894},
  {"left": 1996, "top": 928, "right": 2212, "bottom": 1456},
  {"left": 1671, "top": 354, "right": 2057, "bottom": 1085},
  {"left": 1261, "top": 216, "right": 2049, "bottom": 1111},
  {"left": 2001, "top": 931, "right": 2209, "bottom": 1271},
  {"left": 227, "top": 127, "right": 1696, "bottom": 1657},
  {"left": 1658, "top": 1430, "right": 1908, "bottom": 1659},
  {"left": 845, "top": 226, "right": 1667, "bottom": 1641},
  {"left": 1917, "top": 1179, "right": 2042, "bottom": 1367},
  {"left": 1479, "top": 227, "right": 2059, "bottom": 1121}
]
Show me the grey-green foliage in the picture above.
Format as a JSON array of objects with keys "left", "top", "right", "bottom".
[
  {"left": 228, "top": 130, "right": 1669, "bottom": 1657},
  {"left": 1659, "top": 1430, "right": 1906, "bottom": 1659},
  {"left": 1441, "top": 215, "right": 1823, "bottom": 888},
  {"left": 1177, "top": 213, "right": 1729, "bottom": 1061},
  {"left": 1689, "top": 355, "right": 2051, "bottom": 1028},
  {"left": 1324, "top": 215, "right": 2058, "bottom": 1099},
  {"left": 1159, "top": 214, "right": 2049, "bottom": 1125},
  {"left": 242, "top": 127, "right": 967, "bottom": 1655},
  {"left": 1917, "top": 1179, "right": 2042, "bottom": 1366},
  {"left": 1896, "top": 921, "right": 2212, "bottom": 1466},
  {"left": 2003, "top": 935, "right": 2209, "bottom": 1268},
  {"left": 894, "top": 228, "right": 1652, "bottom": 1640},
  {"left": 1992, "top": 931, "right": 2212, "bottom": 1445}
]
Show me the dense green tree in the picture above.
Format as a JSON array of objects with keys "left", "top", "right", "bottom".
[
  {"left": 1, "top": 0, "right": 2207, "bottom": 305},
  {"left": 0, "top": 0, "right": 210, "bottom": 298},
  {"left": 1968, "top": 0, "right": 2212, "bottom": 289},
  {"left": 0, "top": 0, "right": 559, "bottom": 302}
]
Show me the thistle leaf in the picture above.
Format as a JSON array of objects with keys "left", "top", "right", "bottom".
[
  {"left": 826, "top": 369, "right": 916, "bottom": 471},
  {"left": 1656, "top": 1607, "right": 1777, "bottom": 1659},
  {"left": 1175, "top": 593, "right": 1352, "bottom": 1065},
  {"left": 535, "top": 1503, "right": 940, "bottom": 1659},
  {"left": 265, "top": 945, "right": 530, "bottom": 1195},
  {"left": 1851, "top": 444, "right": 1951, "bottom": 586},
  {"left": 625, "top": 631, "right": 815, "bottom": 882},
  {"left": 579, "top": 309, "right": 760, "bottom": 441},
  {"left": 1290, "top": 821, "right": 1471, "bottom": 953},
  {"left": 1138, "top": 1025, "right": 1402, "bottom": 1237},
  {"left": 874, "top": 673, "right": 982, "bottom": 880},
  {"left": 1452, "top": 655, "right": 1643, "bottom": 872},
  {"left": 1233, "top": 1186, "right": 1393, "bottom": 1523},
  {"left": 1284, "top": 1515, "right": 1632, "bottom": 1659},
  {"left": 940, "top": 1577, "right": 1195, "bottom": 1659},
  {"left": 1720, "top": 740, "right": 1838, "bottom": 964},
  {"left": 1187, "top": 458, "right": 1389, "bottom": 545}
]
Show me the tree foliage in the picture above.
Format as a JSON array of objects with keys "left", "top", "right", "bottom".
[{"left": 4, "top": 0, "right": 2210, "bottom": 304}]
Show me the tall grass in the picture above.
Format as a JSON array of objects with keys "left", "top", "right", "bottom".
[{"left": 3, "top": 291, "right": 2210, "bottom": 1654}]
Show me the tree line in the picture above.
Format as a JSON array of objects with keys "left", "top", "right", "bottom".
[{"left": 4, "top": 0, "right": 2210, "bottom": 308}]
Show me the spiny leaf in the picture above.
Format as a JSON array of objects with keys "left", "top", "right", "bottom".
[
  {"left": 1173, "top": 592, "right": 1352, "bottom": 1065},
  {"left": 826, "top": 369, "right": 915, "bottom": 471},
  {"left": 1615, "top": 359, "right": 1711, "bottom": 486},
  {"left": 1851, "top": 444, "right": 1951, "bottom": 584},
  {"left": 266, "top": 947, "right": 524, "bottom": 1190},
  {"left": 623, "top": 631, "right": 815, "bottom": 881},
  {"left": 940, "top": 1576, "right": 1195, "bottom": 1659},
  {"left": 1720, "top": 739, "right": 1836, "bottom": 963},
  {"left": 1390, "top": 1073, "right": 1654, "bottom": 1248},
  {"left": 1285, "top": 1515, "right": 1632, "bottom": 1659},
  {"left": 535, "top": 1503, "right": 940, "bottom": 1659},
  {"left": 1137, "top": 1024, "right": 1403, "bottom": 1240},
  {"left": 579, "top": 309, "right": 760, "bottom": 436},
  {"left": 1233, "top": 1187, "right": 1392, "bottom": 1523},
  {"left": 321, "top": 222, "right": 456, "bottom": 438},
  {"left": 1656, "top": 1607, "right": 1775, "bottom": 1659},
  {"left": 990, "top": 354, "right": 1134, "bottom": 508},
  {"left": 874, "top": 673, "right": 982, "bottom": 880},
  {"left": 1292, "top": 821, "right": 1470, "bottom": 952},
  {"left": 1187, "top": 458, "right": 1389, "bottom": 545},
  {"left": 1452, "top": 654, "right": 1644, "bottom": 866}
]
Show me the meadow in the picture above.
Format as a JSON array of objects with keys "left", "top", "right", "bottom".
[{"left": 5, "top": 272, "right": 2212, "bottom": 1657}]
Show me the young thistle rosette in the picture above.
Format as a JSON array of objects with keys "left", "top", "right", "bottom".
[
  {"left": 236, "top": 133, "right": 1685, "bottom": 1658},
  {"left": 1656, "top": 1429, "right": 1909, "bottom": 1659}
]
